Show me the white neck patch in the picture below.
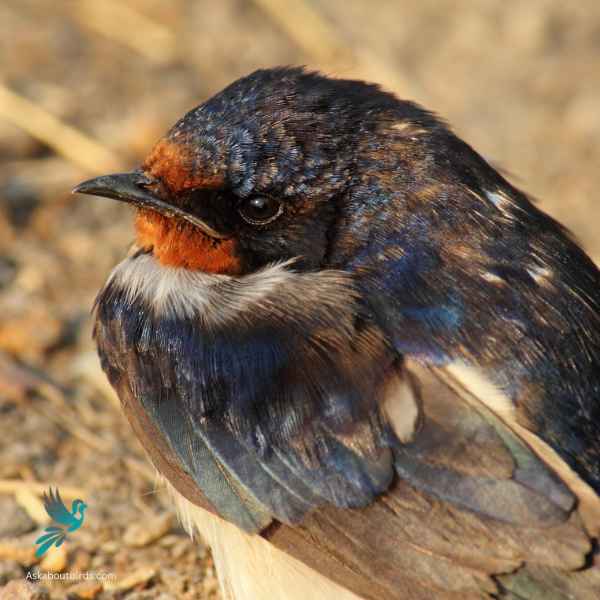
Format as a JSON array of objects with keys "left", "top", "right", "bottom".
[{"left": 104, "top": 252, "right": 354, "bottom": 328}]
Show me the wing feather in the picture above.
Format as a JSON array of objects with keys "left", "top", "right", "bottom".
[
  {"left": 43, "top": 488, "right": 74, "bottom": 527},
  {"left": 162, "top": 361, "right": 598, "bottom": 599},
  {"left": 94, "top": 268, "right": 397, "bottom": 532},
  {"left": 258, "top": 361, "right": 598, "bottom": 599}
]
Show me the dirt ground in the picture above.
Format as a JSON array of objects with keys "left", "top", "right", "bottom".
[{"left": 0, "top": 1, "right": 599, "bottom": 599}]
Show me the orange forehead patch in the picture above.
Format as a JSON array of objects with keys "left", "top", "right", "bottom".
[
  {"left": 143, "top": 139, "right": 224, "bottom": 193},
  {"left": 135, "top": 210, "right": 240, "bottom": 274}
]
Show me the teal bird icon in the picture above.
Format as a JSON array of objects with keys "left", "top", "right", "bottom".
[{"left": 35, "top": 488, "right": 87, "bottom": 557}]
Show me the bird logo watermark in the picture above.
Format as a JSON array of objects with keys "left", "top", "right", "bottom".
[{"left": 34, "top": 487, "right": 87, "bottom": 557}]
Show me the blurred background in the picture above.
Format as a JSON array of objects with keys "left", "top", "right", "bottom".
[{"left": 0, "top": 1, "right": 599, "bottom": 598}]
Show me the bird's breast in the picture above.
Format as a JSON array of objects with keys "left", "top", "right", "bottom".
[{"left": 92, "top": 251, "right": 401, "bottom": 530}]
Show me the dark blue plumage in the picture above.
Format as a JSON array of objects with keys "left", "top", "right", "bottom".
[
  {"left": 79, "top": 67, "right": 600, "bottom": 538},
  {"left": 94, "top": 258, "right": 395, "bottom": 530},
  {"left": 343, "top": 154, "right": 600, "bottom": 485}
]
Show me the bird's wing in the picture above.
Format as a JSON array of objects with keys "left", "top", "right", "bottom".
[
  {"left": 125, "top": 358, "right": 600, "bottom": 600},
  {"left": 42, "top": 488, "right": 75, "bottom": 527},
  {"left": 255, "top": 360, "right": 600, "bottom": 600},
  {"left": 250, "top": 361, "right": 600, "bottom": 600},
  {"left": 95, "top": 269, "right": 398, "bottom": 532},
  {"left": 352, "top": 180, "right": 600, "bottom": 491}
]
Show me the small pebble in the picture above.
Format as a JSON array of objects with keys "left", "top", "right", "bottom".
[
  {"left": 0, "top": 497, "right": 36, "bottom": 537},
  {"left": 66, "top": 580, "right": 103, "bottom": 599},
  {"left": 39, "top": 543, "right": 68, "bottom": 573},
  {"left": 0, "top": 559, "right": 23, "bottom": 585},
  {"left": 0, "top": 579, "right": 49, "bottom": 600},
  {"left": 0, "top": 539, "right": 37, "bottom": 567},
  {"left": 170, "top": 540, "right": 190, "bottom": 561},
  {"left": 103, "top": 566, "right": 156, "bottom": 592},
  {"left": 159, "top": 567, "right": 186, "bottom": 595},
  {"left": 1, "top": 178, "right": 40, "bottom": 229},
  {"left": 0, "top": 257, "right": 18, "bottom": 289},
  {"left": 158, "top": 534, "right": 181, "bottom": 548},
  {"left": 124, "top": 592, "right": 175, "bottom": 600},
  {"left": 70, "top": 550, "right": 91, "bottom": 573},
  {"left": 98, "top": 541, "right": 118, "bottom": 555},
  {"left": 123, "top": 513, "right": 173, "bottom": 548}
]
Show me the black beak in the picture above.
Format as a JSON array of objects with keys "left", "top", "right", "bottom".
[{"left": 73, "top": 172, "right": 226, "bottom": 239}]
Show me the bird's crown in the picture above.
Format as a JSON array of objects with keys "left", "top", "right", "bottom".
[{"left": 75, "top": 67, "right": 448, "bottom": 273}]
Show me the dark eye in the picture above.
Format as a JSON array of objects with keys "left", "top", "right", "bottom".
[{"left": 238, "top": 196, "right": 283, "bottom": 225}]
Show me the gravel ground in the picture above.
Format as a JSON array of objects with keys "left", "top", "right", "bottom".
[{"left": 0, "top": 1, "right": 599, "bottom": 598}]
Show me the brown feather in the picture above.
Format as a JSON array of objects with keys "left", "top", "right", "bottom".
[{"left": 125, "top": 358, "right": 599, "bottom": 599}]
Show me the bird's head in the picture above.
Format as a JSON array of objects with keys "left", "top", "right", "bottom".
[
  {"left": 71, "top": 499, "right": 87, "bottom": 516},
  {"left": 74, "top": 67, "right": 445, "bottom": 275}
]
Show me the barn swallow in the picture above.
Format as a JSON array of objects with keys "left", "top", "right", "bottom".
[{"left": 74, "top": 67, "right": 600, "bottom": 599}]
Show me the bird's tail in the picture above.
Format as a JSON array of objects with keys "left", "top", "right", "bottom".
[{"left": 35, "top": 526, "right": 67, "bottom": 557}]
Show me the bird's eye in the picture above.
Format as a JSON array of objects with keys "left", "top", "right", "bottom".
[{"left": 238, "top": 196, "right": 283, "bottom": 225}]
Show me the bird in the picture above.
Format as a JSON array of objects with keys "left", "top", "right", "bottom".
[
  {"left": 34, "top": 488, "right": 87, "bottom": 557},
  {"left": 74, "top": 67, "right": 600, "bottom": 599}
]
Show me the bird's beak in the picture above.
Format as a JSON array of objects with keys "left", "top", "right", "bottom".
[{"left": 73, "top": 172, "right": 227, "bottom": 239}]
